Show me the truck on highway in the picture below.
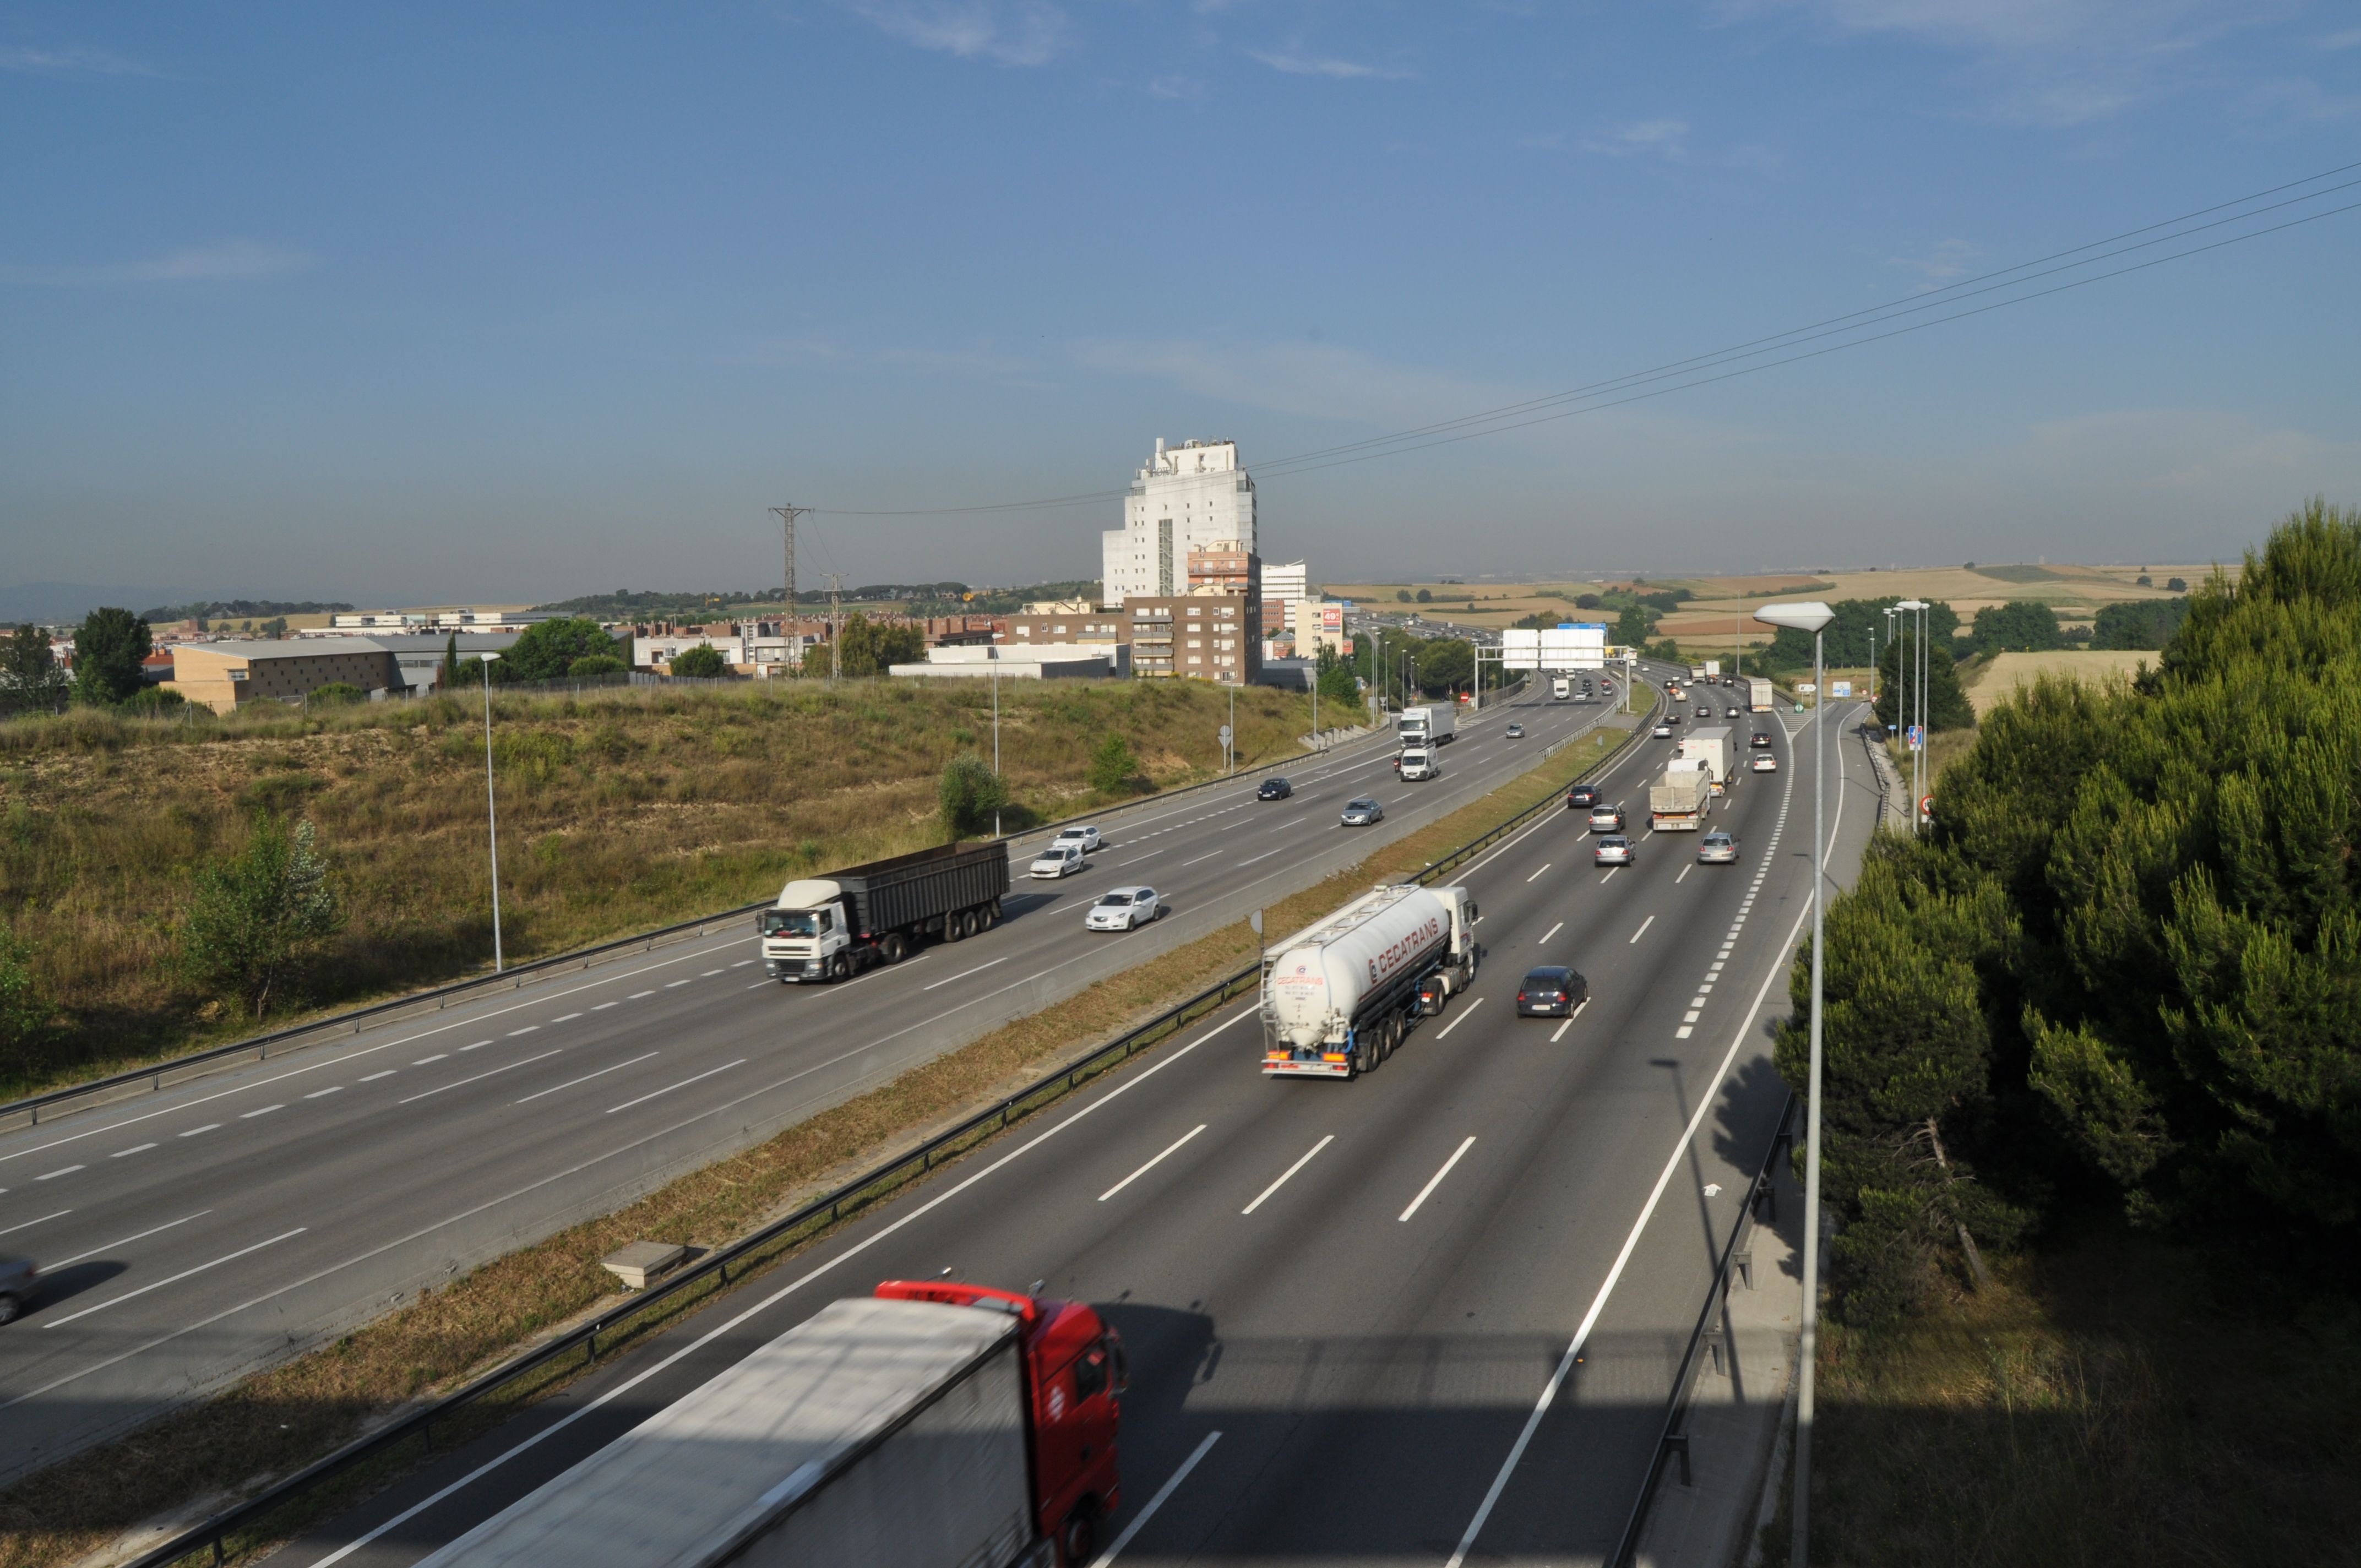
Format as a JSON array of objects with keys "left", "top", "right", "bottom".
[
  {"left": 1748, "top": 676, "right": 1775, "bottom": 712},
  {"left": 1704, "top": 659, "right": 1721, "bottom": 678},
  {"left": 1650, "top": 762, "right": 1713, "bottom": 831},
  {"left": 1397, "top": 704, "right": 1456, "bottom": 747},
  {"left": 1552, "top": 676, "right": 1571, "bottom": 700},
  {"left": 1689, "top": 665, "right": 1709, "bottom": 683},
  {"left": 1261, "top": 882, "right": 1479, "bottom": 1078},
  {"left": 415, "top": 1280, "right": 1125, "bottom": 1568},
  {"left": 1399, "top": 744, "right": 1440, "bottom": 781},
  {"left": 763, "top": 841, "right": 1010, "bottom": 983},
  {"left": 1682, "top": 725, "right": 1734, "bottom": 794}
]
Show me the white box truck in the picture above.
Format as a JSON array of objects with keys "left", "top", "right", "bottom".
[
  {"left": 1683, "top": 725, "right": 1733, "bottom": 793},
  {"left": 1748, "top": 676, "right": 1775, "bottom": 712},
  {"left": 1650, "top": 763, "right": 1712, "bottom": 831},
  {"left": 1396, "top": 704, "right": 1456, "bottom": 746},
  {"left": 1262, "top": 883, "right": 1479, "bottom": 1077},
  {"left": 415, "top": 1281, "right": 1127, "bottom": 1568},
  {"left": 1399, "top": 745, "right": 1440, "bottom": 781},
  {"left": 1552, "top": 676, "right": 1571, "bottom": 701}
]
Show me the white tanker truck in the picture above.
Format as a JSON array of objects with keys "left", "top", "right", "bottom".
[{"left": 1260, "top": 883, "right": 1480, "bottom": 1079}]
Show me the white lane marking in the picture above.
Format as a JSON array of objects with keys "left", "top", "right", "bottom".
[
  {"left": 923, "top": 955, "right": 1010, "bottom": 992},
  {"left": 1399, "top": 1136, "right": 1477, "bottom": 1221},
  {"left": 664, "top": 979, "right": 693, "bottom": 989},
  {"left": 1600, "top": 868, "right": 1619, "bottom": 883},
  {"left": 110, "top": 1143, "right": 157, "bottom": 1158},
  {"left": 591, "top": 1001, "right": 619, "bottom": 1011},
  {"left": 178, "top": 1124, "right": 220, "bottom": 1137},
  {"left": 733, "top": 959, "right": 757, "bottom": 967},
  {"left": 459, "top": 1040, "right": 493, "bottom": 1052},
  {"left": 1180, "top": 849, "right": 1223, "bottom": 867},
  {"left": 745, "top": 981, "right": 771, "bottom": 990},
  {"left": 36, "top": 1166, "right": 83, "bottom": 1180},
  {"left": 1539, "top": 922, "right": 1563, "bottom": 944},
  {"left": 508, "top": 1025, "right": 541, "bottom": 1035},
  {"left": 1114, "top": 850, "right": 1166, "bottom": 867},
  {"left": 1445, "top": 720, "right": 1833, "bottom": 1568},
  {"left": 305, "top": 1012, "right": 1259, "bottom": 1568},
  {"left": 1434, "top": 997, "right": 1485, "bottom": 1039},
  {"left": 1098, "top": 1124, "right": 1209, "bottom": 1202},
  {"left": 701, "top": 969, "right": 724, "bottom": 977},
  {"left": 1710, "top": 961, "right": 1725, "bottom": 972},
  {"left": 1550, "top": 1017, "right": 1574, "bottom": 1043},
  {"left": 552, "top": 1012, "right": 583, "bottom": 1023},
  {"left": 396, "top": 1050, "right": 562, "bottom": 1105},
  {"left": 1236, "top": 846, "right": 1287, "bottom": 867},
  {"left": 1630, "top": 914, "right": 1655, "bottom": 944},
  {"left": 1525, "top": 863, "right": 1552, "bottom": 883},
  {"left": 1675, "top": 864, "right": 1691, "bottom": 884},
  {"left": 359, "top": 1070, "right": 395, "bottom": 1082},
  {"left": 1087, "top": 1430, "right": 1223, "bottom": 1568},
  {"left": 628, "top": 990, "right": 656, "bottom": 999},
  {"left": 606, "top": 1059, "right": 746, "bottom": 1115},
  {"left": 1683, "top": 1010, "right": 1701, "bottom": 1023},
  {"left": 46, "top": 1228, "right": 307, "bottom": 1329},
  {"left": 303, "top": 1087, "right": 342, "bottom": 1100},
  {"left": 0, "top": 1209, "right": 70, "bottom": 1239},
  {"left": 45, "top": 1210, "right": 211, "bottom": 1270},
  {"left": 1242, "top": 1135, "right": 1335, "bottom": 1215},
  {"left": 1675, "top": 1025, "right": 1694, "bottom": 1038},
  {"left": 412, "top": 1054, "right": 449, "bottom": 1065},
  {"left": 516, "top": 1052, "right": 660, "bottom": 1104}
]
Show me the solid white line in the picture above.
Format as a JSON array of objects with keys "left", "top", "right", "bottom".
[
  {"left": 36, "top": 1166, "right": 83, "bottom": 1180},
  {"left": 1087, "top": 1430, "right": 1223, "bottom": 1568},
  {"left": 45, "top": 1210, "right": 211, "bottom": 1270},
  {"left": 1098, "top": 1124, "right": 1208, "bottom": 1202},
  {"left": 606, "top": 1059, "right": 745, "bottom": 1115},
  {"left": 1630, "top": 914, "right": 1655, "bottom": 944},
  {"left": 1236, "top": 846, "right": 1287, "bottom": 867},
  {"left": 46, "top": 1228, "right": 307, "bottom": 1328},
  {"left": 110, "top": 1142, "right": 157, "bottom": 1157},
  {"left": 1399, "top": 1136, "right": 1477, "bottom": 1221},
  {"left": 1180, "top": 849, "right": 1223, "bottom": 867},
  {"left": 516, "top": 1052, "right": 659, "bottom": 1104},
  {"left": 396, "top": 1050, "right": 562, "bottom": 1105},
  {"left": 0, "top": 1209, "right": 69, "bottom": 1239},
  {"left": 307, "top": 1010, "right": 1258, "bottom": 1568},
  {"left": 178, "top": 1124, "right": 220, "bottom": 1137},
  {"left": 1525, "top": 863, "right": 1552, "bottom": 883},
  {"left": 923, "top": 955, "right": 1010, "bottom": 991},
  {"left": 1242, "top": 1135, "right": 1334, "bottom": 1215},
  {"left": 1434, "top": 997, "right": 1484, "bottom": 1039},
  {"left": 1539, "top": 921, "right": 1563, "bottom": 944}
]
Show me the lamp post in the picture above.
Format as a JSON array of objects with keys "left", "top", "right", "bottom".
[
  {"left": 478, "top": 652, "right": 505, "bottom": 973},
  {"left": 1753, "top": 600, "right": 1834, "bottom": 1568},
  {"left": 991, "top": 648, "right": 1001, "bottom": 839},
  {"left": 1896, "top": 600, "right": 1929, "bottom": 834}
]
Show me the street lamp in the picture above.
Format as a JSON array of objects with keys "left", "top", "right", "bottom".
[
  {"left": 477, "top": 652, "right": 505, "bottom": 973},
  {"left": 1896, "top": 600, "right": 1929, "bottom": 835},
  {"left": 1753, "top": 598, "right": 1834, "bottom": 1568}
]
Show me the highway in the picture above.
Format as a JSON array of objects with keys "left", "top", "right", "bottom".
[
  {"left": 273, "top": 688, "right": 1886, "bottom": 1566},
  {"left": 0, "top": 678, "right": 1640, "bottom": 1482}
]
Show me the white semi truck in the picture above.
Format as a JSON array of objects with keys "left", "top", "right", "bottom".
[
  {"left": 1261, "top": 883, "right": 1479, "bottom": 1078},
  {"left": 1396, "top": 704, "right": 1456, "bottom": 747},
  {"left": 1748, "top": 676, "right": 1775, "bottom": 712},
  {"left": 1649, "top": 762, "right": 1713, "bottom": 831},
  {"left": 1682, "top": 725, "right": 1734, "bottom": 794},
  {"left": 1552, "top": 676, "right": 1572, "bottom": 700}
]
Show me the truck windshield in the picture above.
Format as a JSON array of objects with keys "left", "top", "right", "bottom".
[{"left": 761, "top": 910, "right": 819, "bottom": 937}]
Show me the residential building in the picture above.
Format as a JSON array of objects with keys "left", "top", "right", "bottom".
[
  {"left": 891, "top": 644, "right": 1129, "bottom": 680},
  {"left": 1261, "top": 559, "right": 1310, "bottom": 635},
  {"left": 1125, "top": 586, "right": 1261, "bottom": 684},
  {"left": 1002, "top": 610, "right": 1128, "bottom": 646},
  {"left": 325, "top": 608, "right": 558, "bottom": 634},
  {"left": 165, "top": 638, "right": 405, "bottom": 714},
  {"left": 1101, "top": 439, "right": 1257, "bottom": 608},
  {"left": 1293, "top": 598, "right": 1349, "bottom": 657},
  {"left": 1022, "top": 598, "right": 1096, "bottom": 616}
]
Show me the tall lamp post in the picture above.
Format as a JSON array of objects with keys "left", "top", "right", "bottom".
[
  {"left": 1753, "top": 600, "right": 1834, "bottom": 1568},
  {"left": 478, "top": 652, "right": 505, "bottom": 973},
  {"left": 1896, "top": 600, "right": 1929, "bottom": 834}
]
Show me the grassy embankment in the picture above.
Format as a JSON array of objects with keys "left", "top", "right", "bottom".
[
  {"left": 0, "top": 678, "right": 1321, "bottom": 1099},
  {"left": 0, "top": 703, "right": 1641, "bottom": 1568}
]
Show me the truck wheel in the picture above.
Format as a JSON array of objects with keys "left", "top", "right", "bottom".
[
  {"left": 1058, "top": 1504, "right": 1099, "bottom": 1566},
  {"left": 828, "top": 954, "right": 851, "bottom": 982},
  {"left": 881, "top": 933, "right": 908, "bottom": 964},
  {"left": 945, "top": 911, "right": 966, "bottom": 943}
]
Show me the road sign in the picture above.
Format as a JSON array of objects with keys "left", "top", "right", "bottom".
[
  {"left": 1830, "top": 680, "right": 1852, "bottom": 699},
  {"left": 1218, "top": 725, "right": 1232, "bottom": 744},
  {"left": 1919, "top": 795, "right": 1934, "bottom": 819},
  {"left": 1907, "top": 724, "right": 1924, "bottom": 749}
]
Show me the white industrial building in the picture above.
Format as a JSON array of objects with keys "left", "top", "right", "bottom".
[
  {"left": 1101, "top": 439, "right": 1258, "bottom": 607},
  {"left": 891, "top": 644, "right": 1130, "bottom": 680}
]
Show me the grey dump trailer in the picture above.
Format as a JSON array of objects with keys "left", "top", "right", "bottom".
[{"left": 763, "top": 841, "right": 1011, "bottom": 982}]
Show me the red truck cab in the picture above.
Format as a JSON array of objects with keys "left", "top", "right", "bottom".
[{"left": 874, "top": 1280, "right": 1127, "bottom": 1564}]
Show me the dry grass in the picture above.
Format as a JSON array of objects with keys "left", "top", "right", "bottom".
[
  {"left": 0, "top": 703, "right": 1641, "bottom": 1568},
  {"left": 1957, "top": 650, "right": 2155, "bottom": 717},
  {"left": 0, "top": 678, "right": 1322, "bottom": 1099},
  {"left": 1757, "top": 1226, "right": 2361, "bottom": 1567}
]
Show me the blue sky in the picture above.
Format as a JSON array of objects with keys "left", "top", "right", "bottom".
[{"left": 4, "top": 2, "right": 2358, "bottom": 608}]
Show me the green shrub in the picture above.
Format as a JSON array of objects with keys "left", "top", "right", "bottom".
[
  {"left": 1086, "top": 733, "right": 1139, "bottom": 794},
  {"left": 938, "top": 754, "right": 1007, "bottom": 836},
  {"left": 567, "top": 655, "right": 627, "bottom": 678},
  {"left": 307, "top": 683, "right": 365, "bottom": 706},
  {"left": 670, "top": 645, "right": 728, "bottom": 678}
]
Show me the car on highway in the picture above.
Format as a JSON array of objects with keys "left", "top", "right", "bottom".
[
  {"left": 1565, "top": 782, "right": 1602, "bottom": 809},
  {"left": 1027, "top": 842, "right": 1087, "bottom": 878},
  {"left": 0, "top": 1255, "right": 34, "bottom": 1325},
  {"left": 1698, "top": 831, "right": 1739, "bottom": 864},
  {"left": 1258, "top": 776, "right": 1293, "bottom": 801},
  {"left": 1085, "top": 886, "right": 1165, "bottom": 930},
  {"left": 1652, "top": 721, "right": 1674, "bottom": 738},
  {"left": 1726, "top": 706, "right": 1741, "bottom": 718},
  {"left": 1515, "top": 966, "right": 1589, "bottom": 1017},
  {"left": 1694, "top": 705, "right": 1711, "bottom": 718},
  {"left": 1750, "top": 731, "right": 1774, "bottom": 748},
  {"left": 1051, "top": 825, "right": 1102, "bottom": 854},
  {"left": 1505, "top": 721, "right": 1525, "bottom": 738},
  {"left": 1751, "top": 753, "right": 1778, "bottom": 772},
  {"left": 1593, "top": 834, "right": 1634, "bottom": 865},
  {"left": 1341, "top": 796, "right": 1385, "bottom": 826},
  {"left": 1587, "top": 803, "right": 1625, "bottom": 832}
]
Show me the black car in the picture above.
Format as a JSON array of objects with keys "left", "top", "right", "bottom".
[
  {"left": 0, "top": 1255, "right": 35, "bottom": 1325},
  {"left": 1258, "top": 776, "right": 1293, "bottom": 801},
  {"left": 1516, "top": 966, "right": 1590, "bottom": 1017},
  {"left": 1566, "top": 782, "right": 1602, "bottom": 809},
  {"left": 1750, "top": 732, "right": 1773, "bottom": 749}
]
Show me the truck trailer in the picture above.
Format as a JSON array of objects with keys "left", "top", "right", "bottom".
[
  {"left": 764, "top": 841, "right": 1010, "bottom": 982},
  {"left": 1682, "top": 725, "right": 1734, "bottom": 794},
  {"left": 1552, "top": 676, "right": 1571, "bottom": 700},
  {"left": 414, "top": 1280, "right": 1124, "bottom": 1568},
  {"left": 1262, "top": 882, "right": 1479, "bottom": 1078},
  {"left": 1649, "top": 763, "right": 1712, "bottom": 831},
  {"left": 1748, "top": 676, "right": 1775, "bottom": 712},
  {"left": 1396, "top": 704, "right": 1456, "bottom": 747}
]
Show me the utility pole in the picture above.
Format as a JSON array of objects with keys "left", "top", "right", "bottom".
[
  {"left": 824, "top": 573, "right": 847, "bottom": 685},
  {"left": 769, "top": 503, "right": 812, "bottom": 633}
]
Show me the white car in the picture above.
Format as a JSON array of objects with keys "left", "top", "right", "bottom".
[
  {"left": 1652, "top": 722, "right": 1674, "bottom": 738},
  {"left": 1050, "top": 825, "right": 1102, "bottom": 854},
  {"left": 1086, "top": 886, "right": 1165, "bottom": 931},
  {"left": 1028, "top": 842, "right": 1087, "bottom": 878},
  {"left": 1751, "top": 753, "right": 1778, "bottom": 772}
]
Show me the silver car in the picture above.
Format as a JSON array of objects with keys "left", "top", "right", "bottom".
[
  {"left": 1341, "top": 797, "right": 1385, "bottom": 826},
  {"left": 1698, "top": 831, "right": 1739, "bottom": 864},
  {"left": 1593, "top": 834, "right": 1634, "bottom": 866}
]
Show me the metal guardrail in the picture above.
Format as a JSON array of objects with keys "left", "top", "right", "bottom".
[{"left": 1608, "top": 1095, "right": 1800, "bottom": 1568}]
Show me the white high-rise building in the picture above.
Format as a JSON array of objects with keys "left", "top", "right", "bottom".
[
  {"left": 1261, "top": 560, "right": 1310, "bottom": 630},
  {"left": 1101, "top": 438, "right": 1258, "bottom": 609}
]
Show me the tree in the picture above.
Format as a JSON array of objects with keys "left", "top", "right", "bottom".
[
  {"left": 1395, "top": 590, "right": 1412, "bottom": 602},
  {"left": 505, "top": 617, "right": 623, "bottom": 682},
  {"left": 1415, "top": 588, "right": 1432, "bottom": 603},
  {"left": 568, "top": 654, "right": 627, "bottom": 677},
  {"left": 2167, "top": 576, "right": 2187, "bottom": 592},
  {"left": 1086, "top": 732, "right": 1139, "bottom": 794},
  {"left": 0, "top": 927, "right": 51, "bottom": 1081},
  {"left": 439, "top": 633, "right": 460, "bottom": 691},
  {"left": 1314, "top": 644, "right": 1359, "bottom": 706},
  {"left": 179, "top": 817, "right": 343, "bottom": 1020},
  {"left": 835, "top": 614, "right": 924, "bottom": 678},
  {"left": 1970, "top": 600, "right": 2063, "bottom": 654},
  {"left": 73, "top": 607, "right": 150, "bottom": 705},
  {"left": 1, "top": 624, "right": 68, "bottom": 713},
  {"left": 1873, "top": 635, "right": 1974, "bottom": 731},
  {"left": 2091, "top": 597, "right": 2189, "bottom": 650},
  {"left": 670, "top": 644, "right": 728, "bottom": 678},
  {"left": 1416, "top": 638, "right": 1473, "bottom": 694},
  {"left": 1613, "top": 604, "right": 1652, "bottom": 647},
  {"left": 1575, "top": 593, "right": 1602, "bottom": 609},
  {"left": 938, "top": 754, "right": 1007, "bottom": 836}
]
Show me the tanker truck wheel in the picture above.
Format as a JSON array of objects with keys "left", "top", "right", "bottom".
[{"left": 1057, "top": 1502, "right": 1100, "bottom": 1566}]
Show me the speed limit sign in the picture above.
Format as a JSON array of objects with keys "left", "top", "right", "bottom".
[{"left": 1919, "top": 795, "right": 1934, "bottom": 819}]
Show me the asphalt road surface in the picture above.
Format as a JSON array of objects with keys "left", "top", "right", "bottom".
[
  {"left": 271, "top": 690, "right": 1884, "bottom": 1567},
  {"left": 0, "top": 678, "right": 1655, "bottom": 1481}
]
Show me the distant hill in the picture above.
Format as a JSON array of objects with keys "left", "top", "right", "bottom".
[
  {"left": 538, "top": 580, "right": 1102, "bottom": 619},
  {"left": 0, "top": 582, "right": 168, "bottom": 624},
  {"left": 139, "top": 599, "right": 354, "bottom": 623}
]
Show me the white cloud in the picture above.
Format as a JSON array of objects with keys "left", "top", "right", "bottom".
[
  {"left": 2322, "top": 26, "right": 2361, "bottom": 50},
  {"left": 846, "top": 0, "right": 1066, "bottom": 66},
  {"left": 0, "top": 44, "right": 157, "bottom": 77},
  {"left": 1582, "top": 118, "right": 1691, "bottom": 158},
  {"left": 1887, "top": 237, "right": 1982, "bottom": 285},
  {"left": 0, "top": 240, "right": 314, "bottom": 286},
  {"left": 1149, "top": 73, "right": 1206, "bottom": 100},
  {"left": 1247, "top": 50, "right": 1413, "bottom": 80}
]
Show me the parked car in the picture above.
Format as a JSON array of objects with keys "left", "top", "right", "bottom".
[
  {"left": 1505, "top": 722, "right": 1525, "bottom": 738},
  {"left": 1698, "top": 831, "right": 1739, "bottom": 864},
  {"left": 1516, "top": 966, "right": 1589, "bottom": 1017},
  {"left": 1341, "top": 797, "right": 1385, "bottom": 826},
  {"left": 1587, "top": 803, "right": 1625, "bottom": 832},
  {"left": 1258, "top": 776, "right": 1293, "bottom": 801},
  {"left": 1085, "top": 886, "right": 1165, "bottom": 930},
  {"left": 1751, "top": 753, "right": 1778, "bottom": 772},
  {"left": 1050, "top": 825, "right": 1102, "bottom": 854},
  {"left": 1027, "top": 842, "right": 1087, "bottom": 879},
  {"left": 1750, "top": 731, "right": 1774, "bottom": 748},
  {"left": 1593, "top": 834, "right": 1634, "bottom": 865},
  {"left": 1652, "top": 721, "right": 1674, "bottom": 738},
  {"left": 0, "top": 1256, "right": 34, "bottom": 1325},
  {"left": 1566, "top": 782, "right": 1602, "bottom": 809}
]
